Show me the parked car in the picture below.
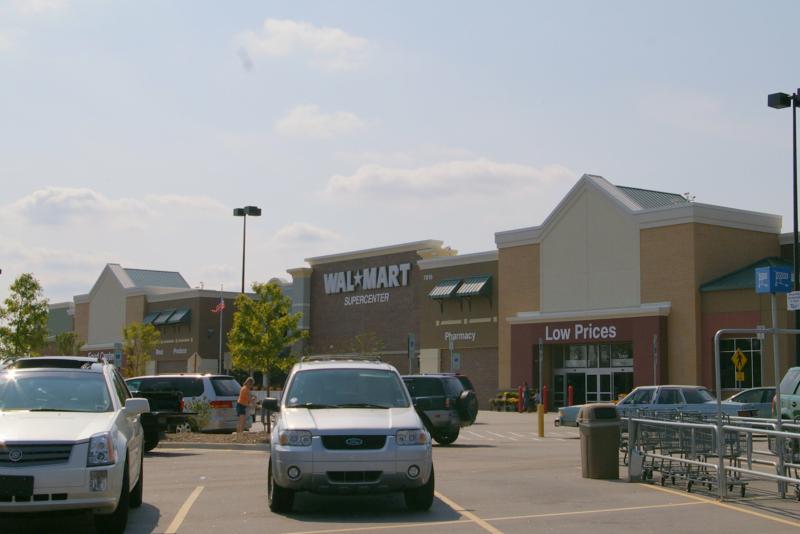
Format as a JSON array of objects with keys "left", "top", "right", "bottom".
[
  {"left": 126, "top": 374, "right": 250, "bottom": 432},
  {"left": 402, "top": 374, "right": 478, "bottom": 445},
  {"left": 0, "top": 356, "right": 149, "bottom": 534},
  {"left": 777, "top": 367, "right": 800, "bottom": 419},
  {"left": 556, "top": 385, "right": 761, "bottom": 427},
  {"left": 723, "top": 387, "right": 775, "bottom": 418},
  {"left": 263, "top": 357, "right": 434, "bottom": 513}
]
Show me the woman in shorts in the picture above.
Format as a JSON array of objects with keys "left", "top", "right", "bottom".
[{"left": 236, "top": 377, "right": 255, "bottom": 439}]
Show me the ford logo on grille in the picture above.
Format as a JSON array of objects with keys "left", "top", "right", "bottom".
[
  {"left": 345, "top": 438, "right": 363, "bottom": 447},
  {"left": 8, "top": 449, "right": 23, "bottom": 462}
]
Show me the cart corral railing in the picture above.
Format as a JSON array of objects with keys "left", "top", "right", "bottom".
[{"left": 625, "top": 413, "right": 800, "bottom": 501}]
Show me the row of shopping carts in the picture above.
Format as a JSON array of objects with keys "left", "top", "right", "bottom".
[{"left": 624, "top": 410, "right": 750, "bottom": 496}]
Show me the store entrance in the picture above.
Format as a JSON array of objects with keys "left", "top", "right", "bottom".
[{"left": 549, "top": 341, "right": 635, "bottom": 407}]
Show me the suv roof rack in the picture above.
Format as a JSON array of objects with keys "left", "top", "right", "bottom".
[{"left": 300, "top": 354, "right": 383, "bottom": 363}]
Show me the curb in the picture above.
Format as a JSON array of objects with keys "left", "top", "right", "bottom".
[{"left": 154, "top": 441, "right": 270, "bottom": 452}]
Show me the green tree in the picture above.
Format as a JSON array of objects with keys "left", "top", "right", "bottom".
[
  {"left": 122, "top": 322, "right": 160, "bottom": 377},
  {"left": 0, "top": 273, "right": 49, "bottom": 358},
  {"left": 55, "top": 331, "right": 83, "bottom": 355},
  {"left": 228, "top": 281, "right": 306, "bottom": 391}
]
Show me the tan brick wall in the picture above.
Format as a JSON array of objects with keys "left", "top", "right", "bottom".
[
  {"left": 125, "top": 295, "right": 146, "bottom": 325},
  {"left": 74, "top": 302, "right": 89, "bottom": 348},
  {"left": 694, "top": 224, "right": 779, "bottom": 286},
  {"left": 642, "top": 223, "right": 780, "bottom": 385},
  {"left": 640, "top": 224, "right": 697, "bottom": 384},
  {"left": 497, "top": 243, "right": 539, "bottom": 388}
]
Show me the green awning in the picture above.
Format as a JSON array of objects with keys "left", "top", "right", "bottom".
[
  {"left": 166, "top": 308, "right": 191, "bottom": 325},
  {"left": 429, "top": 279, "right": 461, "bottom": 299},
  {"left": 142, "top": 311, "right": 160, "bottom": 325},
  {"left": 700, "top": 257, "right": 792, "bottom": 292},
  {"left": 152, "top": 310, "right": 175, "bottom": 326},
  {"left": 456, "top": 275, "right": 491, "bottom": 297}
]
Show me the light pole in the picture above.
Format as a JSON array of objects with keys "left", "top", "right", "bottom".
[
  {"left": 769, "top": 89, "right": 800, "bottom": 365},
  {"left": 233, "top": 205, "right": 261, "bottom": 293}
]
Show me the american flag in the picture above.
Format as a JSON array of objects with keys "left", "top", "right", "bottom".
[{"left": 211, "top": 300, "right": 225, "bottom": 313}]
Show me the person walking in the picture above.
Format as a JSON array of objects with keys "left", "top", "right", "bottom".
[{"left": 236, "top": 377, "right": 255, "bottom": 440}]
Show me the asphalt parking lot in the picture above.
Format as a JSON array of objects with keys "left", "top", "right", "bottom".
[{"left": 3, "top": 411, "right": 800, "bottom": 533}]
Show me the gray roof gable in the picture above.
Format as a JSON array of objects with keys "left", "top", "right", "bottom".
[
  {"left": 616, "top": 186, "right": 690, "bottom": 210},
  {"left": 123, "top": 268, "right": 190, "bottom": 289}
]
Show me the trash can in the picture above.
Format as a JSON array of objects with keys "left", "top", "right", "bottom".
[{"left": 578, "top": 403, "right": 620, "bottom": 479}]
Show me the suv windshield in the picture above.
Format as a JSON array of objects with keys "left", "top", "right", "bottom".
[
  {"left": 780, "top": 368, "right": 800, "bottom": 395},
  {"left": 285, "top": 369, "right": 410, "bottom": 408},
  {"left": 128, "top": 377, "right": 205, "bottom": 397},
  {"left": 0, "top": 371, "right": 112, "bottom": 412}
]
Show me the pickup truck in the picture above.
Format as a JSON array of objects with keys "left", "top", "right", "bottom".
[{"left": 128, "top": 389, "right": 192, "bottom": 451}]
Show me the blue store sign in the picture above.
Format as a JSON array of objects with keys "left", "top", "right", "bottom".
[{"left": 755, "top": 266, "right": 793, "bottom": 294}]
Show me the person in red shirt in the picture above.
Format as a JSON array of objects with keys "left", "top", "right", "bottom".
[{"left": 236, "top": 377, "right": 255, "bottom": 439}]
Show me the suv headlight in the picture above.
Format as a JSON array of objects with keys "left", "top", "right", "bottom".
[
  {"left": 87, "top": 432, "right": 117, "bottom": 466},
  {"left": 396, "top": 429, "right": 428, "bottom": 446},
  {"left": 279, "top": 430, "right": 312, "bottom": 447}
]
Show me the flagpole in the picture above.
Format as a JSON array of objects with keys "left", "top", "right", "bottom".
[{"left": 218, "top": 285, "right": 224, "bottom": 374}]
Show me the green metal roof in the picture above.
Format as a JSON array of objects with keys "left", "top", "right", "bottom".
[
  {"left": 455, "top": 275, "right": 492, "bottom": 297},
  {"left": 142, "top": 311, "right": 160, "bottom": 324},
  {"left": 616, "top": 186, "right": 689, "bottom": 210},
  {"left": 124, "top": 268, "right": 189, "bottom": 289},
  {"left": 700, "top": 257, "right": 793, "bottom": 292}
]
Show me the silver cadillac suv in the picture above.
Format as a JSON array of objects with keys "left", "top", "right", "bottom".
[{"left": 263, "top": 357, "right": 434, "bottom": 513}]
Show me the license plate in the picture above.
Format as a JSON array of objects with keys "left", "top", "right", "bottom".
[{"left": 0, "top": 475, "right": 34, "bottom": 497}]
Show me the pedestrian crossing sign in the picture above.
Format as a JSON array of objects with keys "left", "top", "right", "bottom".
[
  {"left": 735, "top": 371, "right": 745, "bottom": 382},
  {"left": 731, "top": 349, "right": 748, "bottom": 372}
]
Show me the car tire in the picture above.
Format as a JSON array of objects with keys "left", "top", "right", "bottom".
[
  {"left": 457, "top": 390, "right": 478, "bottom": 424},
  {"left": 130, "top": 451, "right": 144, "bottom": 508},
  {"left": 404, "top": 465, "right": 435, "bottom": 511},
  {"left": 94, "top": 456, "right": 130, "bottom": 534},
  {"left": 268, "top": 460, "right": 294, "bottom": 513},
  {"left": 432, "top": 428, "right": 459, "bottom": 445},
  {"left": 144, "top": 430, "right": 159, "bottom": 452}
]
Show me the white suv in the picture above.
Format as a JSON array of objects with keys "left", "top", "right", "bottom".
[
  {"left": 263, "top": 358, "right": 434, "bottom": 513},
  {"left": 0, "top": 357, "right": 149, "bottom": 534}
]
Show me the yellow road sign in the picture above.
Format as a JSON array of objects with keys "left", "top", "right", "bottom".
[
  {"left": 731, "top": 349, "right": 748, "bottom": 372},
  {"left": 736, "top": 371, "right": 745, "bottom": 382}
]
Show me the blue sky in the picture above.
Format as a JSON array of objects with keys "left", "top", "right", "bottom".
[{"left": 1, "top": 0, "right": 798, "bottom": 304}]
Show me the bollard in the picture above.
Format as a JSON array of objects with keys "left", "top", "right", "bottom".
[
  {"left": 568, "top": 384, "right": 574, "bottom": 407},
  {"left": 543, "top": 384, "right": 549, "bottom": 413},
  {"left": 537, "top": 403, "right": 544, "bottom": 437}
]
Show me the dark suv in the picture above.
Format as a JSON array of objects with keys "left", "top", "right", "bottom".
[{"left": 403, "top": 374, "right": 478, "bottom": 445}]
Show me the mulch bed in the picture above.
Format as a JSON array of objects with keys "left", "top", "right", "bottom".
[{"left": 162, "top": 430, "right": 270, "bottom": 445}]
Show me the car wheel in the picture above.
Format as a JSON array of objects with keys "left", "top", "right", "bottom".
[
  {"left": 130, "top": 451, "right": 144, "bottom": 508},
  {"left": 457, "top": 390, "right": 478, "bottom": 424},
  {"left": 143, "top": 430, "right": 159, "bottom": 452},
  {"left": 174, "top": 422, "right": 192, "bottom": 433},
  {"left": 433, "top": 428, "right": 459, "bottom": 445},
  {"left": 267, "top": 460, "right": 294, "bottom": 513},
  {"left": 404, "top": 465, "right": 435, "bottom": 511},
  {"left": 94, "top": 455, "right": 130, "bottom": 534}
]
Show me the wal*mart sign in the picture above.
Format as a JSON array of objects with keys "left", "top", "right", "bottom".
[
  {"left": 324, "top": 263, "right": 412, "bottom": 295},
  {"left": 755, "top": 267, "right": 793, "bottom": 294}
]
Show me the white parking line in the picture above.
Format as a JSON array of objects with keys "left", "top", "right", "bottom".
[
  {"left": 487, "top": 431, "right": 508, "bottom": 439},
  {"left": 509, "top": 432, "right": 526, "bottom": 438}
]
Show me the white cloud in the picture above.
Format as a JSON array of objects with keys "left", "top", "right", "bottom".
[
  {"left": 12, "top": 0, "right": 68, "bottom": 16},
  {"left": 0, "top": 30, "right": 20, "bottom": 53},
  {"left": 273, "top": 222, "right": 340, "bottom": 244},
  {"left": 324, "top": 159, "right": 574, "bottom": 198},
  {"left": 2, "top": 187, "right": 226, "bottom": 229},
  {"left": 275, "top": 105, "right": 365, "bottom": 139},
  {"left": 235, "top": 19, "right": 371, "bottom": 72}
]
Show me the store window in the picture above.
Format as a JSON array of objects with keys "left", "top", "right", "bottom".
[
  {"left": 719, "top": 338, "right": 762, "bottom": 389},
  {"left": 611, "top": 343, "right": 633, "bottom": 367},
  {"left": 566, "top": 345, "right": 587, "bottom": 368}
]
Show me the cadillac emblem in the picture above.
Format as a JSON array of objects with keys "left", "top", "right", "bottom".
[
  {"left": 345, "top": 438, "right": 363, "bottom": 447},
  {"left": 8, "top": 449, "right": 23, "bottom": 462}
]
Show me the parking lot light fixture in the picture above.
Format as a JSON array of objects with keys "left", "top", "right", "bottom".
[
  {"left": 769, "top": 90, "right": 800, "bottom": 364},
  {"left": 233, "top": 205, "right": 262, "bottom": 293}
]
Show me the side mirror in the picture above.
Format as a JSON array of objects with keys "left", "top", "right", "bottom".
[
  {"left": 125, "top": 397, "right": 150, "bottom": 415},
  {"left": 262, "top": 397, "right": 280, "bottom": 412}
]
